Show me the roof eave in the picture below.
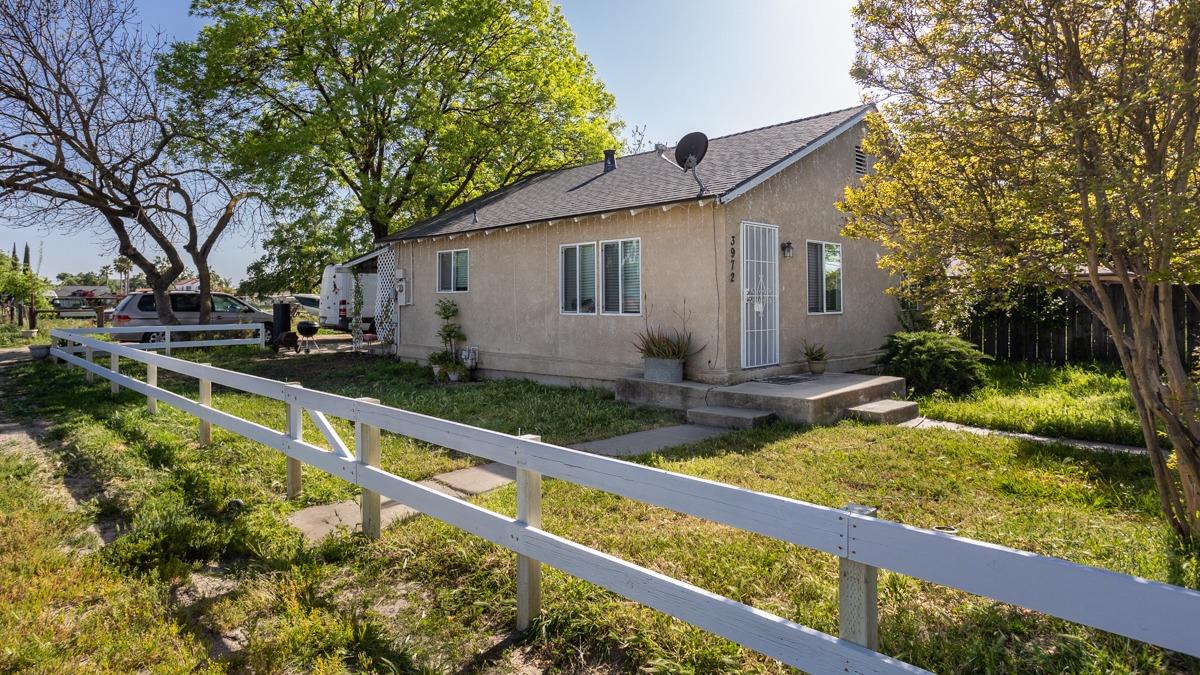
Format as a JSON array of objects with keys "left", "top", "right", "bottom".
[
  {"left": 717, "top": 105, "right": 874, "bottom": 205},
  {"left": 387, "top": 196, "right": 719, "bottom": 243}
]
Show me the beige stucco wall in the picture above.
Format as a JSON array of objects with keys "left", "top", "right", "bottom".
[
  {"left": 718, "top": 121, "right": 900, "bottom": 380},
  {"left": 391, "top": 120, "right": 898, "bottom": 385},
  {"left": 391, "top": 201, "right": 728, "bottom": 383}
]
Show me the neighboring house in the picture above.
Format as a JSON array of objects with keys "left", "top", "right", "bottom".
[
  {"left": 55, "top": 285, "right": 110, "bottom": 297},
  {"left": 174, "top": 278, "right": 201, "bottom": 292},
  {"left": 373, "top": 104, "right": 899, "bottom": 385}
]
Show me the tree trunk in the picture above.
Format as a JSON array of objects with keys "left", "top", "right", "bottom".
[
  {"left": 1075, "top": 279, "right": 1200, "bottom": 542},
  {"left": 192, "top": 253, "right": 213, "bottom": 325},
  {"left": 105, "top": 214, "right": 182, "bottom": 325}
]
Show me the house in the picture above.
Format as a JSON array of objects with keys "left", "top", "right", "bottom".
[
  {"left": 54, "top": 285, "right": 110, "bottom": 297},
  {"left": 174, "top": 278, "right": 201, "bottom": 292},
  {"left": 372, "top": 104, "right": 900, "bottom": 386}
]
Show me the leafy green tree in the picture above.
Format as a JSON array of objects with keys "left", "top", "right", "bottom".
[
  {"left": 240, "top": 207, "right": 371, "bottom": 296},
  {"left": 55, "top": 272, "right": 111, "bottom": 288},
  {"left": 164, "top": 0, "right": 621, "bottom": 242},
  {"left": 843, "top": 0, "right": 1200, "bottom": 539}
]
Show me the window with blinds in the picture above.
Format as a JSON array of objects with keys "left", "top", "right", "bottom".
[
  {"left": 601, "top": 238, "right": 640, "bottom": 315},
  {"left": 807, "top": 241, "right": 842, "bottom": 314},
  {"left": 560, "top": 243, "right": 596, "bottom": 314},
  {"left": 436, "top": 249, "right": 469, "bottom": 293}
]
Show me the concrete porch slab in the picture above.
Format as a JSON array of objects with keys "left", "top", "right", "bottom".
[
  {"left": 616, "top": 373, "right": 906, "bottom": 425},
  {"left": 571, "top": 424, "right": 727, "bottom": 457}
]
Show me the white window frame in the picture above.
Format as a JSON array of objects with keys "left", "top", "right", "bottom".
[
  {"left": 806, "top": 239, "right": 844, "bottom": 315},
  {"left": 559, "top": 242, "right": 597, "bottom": 315},
  {"left": 599, "top": 237, "right": 642, "bottom": 316},
  {"left": 436, "top": 248, "right": 470, "bottom": 293}
]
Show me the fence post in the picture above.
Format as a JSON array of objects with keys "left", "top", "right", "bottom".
[
  {"left": 259, "top": 323, "right": 268, "bottom": 351},
  {"left": 285, "top": 382, "right": 303, "bottom": 499},
  {"left": 356, "top": 397, "right": 382, "bottom": 538},
  {"left": 198, "top": 363, "right": 212, "bottom": 446},
  {"left": 146, "top": 363, "right": 158, "bottom": 415},
  {"left": 516, "top": 433, "right": 543, "bottom": 632},
  {"left": 85, "top": 345, "right": 94, "bottom": 382},
  {"left": 109, "top": 350, "right": 120, "bottom": 395},
  {"left": 164, "top": 328, "right": 172, "bottom": 356},
  {"left": 839, "top": 503, "right": 879, "bottom": 651}
]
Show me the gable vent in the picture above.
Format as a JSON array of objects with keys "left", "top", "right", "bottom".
[{"left": 854, "top": 144, "right": 868, "bottom": 175}]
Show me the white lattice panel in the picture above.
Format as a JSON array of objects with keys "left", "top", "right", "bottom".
[{"left": 375, "top": 245, "right": 398, "bottom": 343}]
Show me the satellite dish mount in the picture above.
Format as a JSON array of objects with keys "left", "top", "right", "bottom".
[{"left": 662, "top": 131, "right": 709, "bottom": 194}]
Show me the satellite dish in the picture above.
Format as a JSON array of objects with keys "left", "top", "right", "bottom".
[{"left": 674, "top": 132, "right": 708, "bottom": 171}]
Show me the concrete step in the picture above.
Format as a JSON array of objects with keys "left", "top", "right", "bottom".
[
  {"left": 686, "top": 405, "right": 777, "bottom": 430},
  {"left": 848, "top": 399, "right": 919, "bottom": 424}
]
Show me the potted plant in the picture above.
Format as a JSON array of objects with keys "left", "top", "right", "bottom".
[
  {"left": 431, "top": 299, "right": 469, "bottom": 382},
  {"left": 446, "top": 361, "right": 469, "bottom": 383},
  {"left": 803, "top": 340, "right": 828, "bottom": 375},
  {"left": 633, "top": 327, "right": 694, "bottom": 383},
  {"left": 428, "top": 350, "right": 455, "bottom": 379}
]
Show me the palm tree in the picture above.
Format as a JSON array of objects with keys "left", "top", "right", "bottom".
[{"left": 113, "top": 256, "right": 133, "bottom": 295}]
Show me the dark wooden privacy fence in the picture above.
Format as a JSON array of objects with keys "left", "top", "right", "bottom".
[{"left": 967, "top": 285, "right": 1200, "bottom": 365}]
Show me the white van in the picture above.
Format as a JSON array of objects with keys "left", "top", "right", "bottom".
[{"left": 319, "top": 264, "right": 378, "bottom": 331}]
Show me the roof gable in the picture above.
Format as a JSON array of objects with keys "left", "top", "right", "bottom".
[{"left": 381, "top": 104, "right": 871, "bottom": 242}]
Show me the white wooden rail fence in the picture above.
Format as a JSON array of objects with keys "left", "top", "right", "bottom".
[
  {"left": 55, "top": 322, "right": 267, "bottom": 355},
  {"left": 48, "top": 326, "right": 1200, "bottom": 674}
]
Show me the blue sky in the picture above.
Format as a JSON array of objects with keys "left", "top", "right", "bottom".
[{"left": 4, "top": 0, "right": 860, "bottom": 283}]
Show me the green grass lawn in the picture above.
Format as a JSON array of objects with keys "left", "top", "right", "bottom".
[
  {"left": 0, "top": 439, "right": 216, "bottom": 672},
  {"left": 917, "top": 362, "right": 1146, "bottom": 446},
  {"left": 0, "top": 350, "right": 1196, "bottom": 673},
  {"left": 0, "top": 316, "right": 94, "bottom": 347}
]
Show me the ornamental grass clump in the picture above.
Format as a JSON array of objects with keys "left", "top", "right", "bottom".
[
  {"left": 879, "top": 331, "right": 988, "bottom": 396},
  {"left": 633, "top": 327, "right": 693, "bottom": 360}
]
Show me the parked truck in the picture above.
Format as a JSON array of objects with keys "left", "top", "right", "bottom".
[{"left": 319, "top": 264, "right": 378, "bottom": 332}]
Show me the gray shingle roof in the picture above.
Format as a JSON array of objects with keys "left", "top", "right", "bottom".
[{"left": 381, "top": 104, "right": 871, "bottom": 242}]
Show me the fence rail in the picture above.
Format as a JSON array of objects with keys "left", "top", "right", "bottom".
[
  {"left": 48, "top": 326, "right": 1200, "bottom": 671},
  {"left": 55, "top": 322, "right": 267, "bottom": 354}
]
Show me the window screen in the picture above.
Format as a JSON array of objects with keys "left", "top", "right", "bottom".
[
  {"left": 560, "top": 243, "right": 596, "bottom": 314},
  {"left": 601, "top": 238, "right": 640, "bottom": 314},
  {"left": 808, "top": 241, "right": 843, "bottom": 314},
  {"left": 437, "top": 249, "right": 468, "bottom": 292},
  {"left": 453, "top": 250, "right": 469, "bottom": 292}
]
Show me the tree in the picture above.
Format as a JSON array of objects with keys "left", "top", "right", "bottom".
[
  {"left": 843, "top": 0, "right": 1200, "bottom": 540},
  {"left": 0, "top": 0, "right": 258, "bottom": 325},
  {"left": 114, "top": 256, "right": 134, "bottom": 295},
  {"left": 164, "top": 0, "right": 620, "bottom": 242},
  {"left": 241, "top": 206, "right": 372, "bottom": 296}
]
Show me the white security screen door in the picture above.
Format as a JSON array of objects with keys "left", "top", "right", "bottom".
[{"left": 741, "top": 221, "right": 779, "bottom": 369}]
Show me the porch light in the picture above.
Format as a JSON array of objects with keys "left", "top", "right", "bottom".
[{"left": 781, "top": 241, "right": 795, "bottom": 258}]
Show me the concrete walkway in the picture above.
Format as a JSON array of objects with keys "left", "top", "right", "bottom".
[
  {"left": 570, "top": 424, "right": 727, "bottom": 457},
  {"left": 900, "top": 416, "right": 1146, "bottom": 455},
  {"left": 287, "top": 424, "right": 733, "bottom": 541}
]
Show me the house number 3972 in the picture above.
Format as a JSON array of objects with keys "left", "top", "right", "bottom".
[{"left": 729, "top": 235, "right": 736, "bottom": 282}]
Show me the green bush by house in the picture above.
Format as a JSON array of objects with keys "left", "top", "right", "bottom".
[{"left": 879, "top": 331, "right": 989, "bottom": 396}]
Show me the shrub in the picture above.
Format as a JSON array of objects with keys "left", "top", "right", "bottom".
[
  {"left": 802, "top": 340, "right": 828, "bottom": 362},
  {"left": 879, "top": 331, "right": 988, "bottom": 396},
  {"left": 633, "top": 327, "right": 693, "bottom": 360}
]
